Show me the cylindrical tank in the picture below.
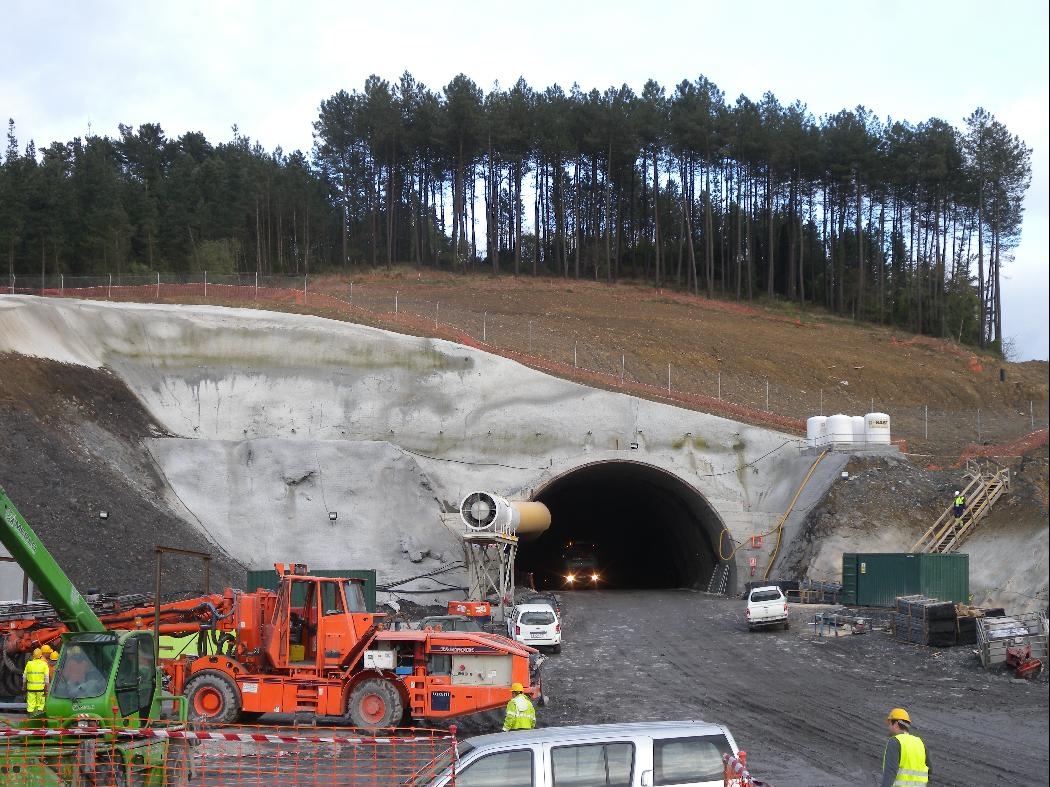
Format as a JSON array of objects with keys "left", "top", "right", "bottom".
[
  {"left": 851, "top": 415, "right": 867, "bottom": 446},
  {"left": 806, "top": 416, "right": 828, "bottom": 448},
  {"left": 827, "top": 413, "right": 853, "bottom": 445},
  {"left": 865, "top": 412, "right": 892, "bottom": 444}
]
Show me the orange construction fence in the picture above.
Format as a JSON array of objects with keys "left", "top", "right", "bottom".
[{"left": 0, "top": 721, "right": 454, "bottom": 786}]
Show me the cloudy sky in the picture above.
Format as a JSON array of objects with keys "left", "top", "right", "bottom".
[{"left": 5, "top": 0, "right": 1048, "bottom": 359}]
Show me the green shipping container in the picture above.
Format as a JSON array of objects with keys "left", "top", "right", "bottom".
[
  {"left": 245, "top": 568, "right": 378, "bottom": 612},
  {"left": 841, "top": 553, "right": 969, "bottom": 607}
]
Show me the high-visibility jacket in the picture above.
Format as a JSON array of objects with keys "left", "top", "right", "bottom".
[
  {"left": 502, "top": 693, "right": 536, "bottom": 731},
  {"left": 23, "top": 657, "right": 50, "bottom": 692},
  {"left": 953, "top": 494, "right": 966, "bottom": 510},
  {"left": 884, "top": 732, "right": 929, "bottom": 787}
]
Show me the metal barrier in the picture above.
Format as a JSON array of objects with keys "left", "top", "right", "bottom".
[{"left": 0, "top": 721, "right": 454, "bottom": 786}]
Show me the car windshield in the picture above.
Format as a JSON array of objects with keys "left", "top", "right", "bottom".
[
  {"left": 520, "top": 611, "right": 555, "bottom": 626},
  {"left": 422, "top": 617, "right": 482, "bottom": 632},
  {"left": 750, "top": 590, "right": 782, "bottom": 603}
]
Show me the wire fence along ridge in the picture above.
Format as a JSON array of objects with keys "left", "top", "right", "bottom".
[{"left": 7, "top": 273, "right": 1047, "bottom": 457}]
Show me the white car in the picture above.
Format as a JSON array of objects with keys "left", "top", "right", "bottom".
[
  {"left": 745, "top": 585, "right": 790, "bottom": 631},
  {"left": 507, "top": 602, "right": 561, "bottom": 653}
]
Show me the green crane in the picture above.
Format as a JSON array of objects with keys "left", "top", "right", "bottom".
[{"left": 0, "top": 487, "right": 191, "bottom": 786}]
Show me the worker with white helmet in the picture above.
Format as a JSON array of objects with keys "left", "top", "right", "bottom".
[
  {"left": 880, "top": 707, "right": 929, "bottom": 787},
  {"left": 952, "top": 489, "right": 966, "bottom": 522},
  {"left": 22, "top": 647, "right": 51, "bottom": 715},
  {"left": 501, "top": 682, "right": 536, "bottom": 731}
]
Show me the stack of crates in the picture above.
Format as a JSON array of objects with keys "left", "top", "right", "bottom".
[{"left": 893, "top": 595, "right": 958, "bottom": 647}]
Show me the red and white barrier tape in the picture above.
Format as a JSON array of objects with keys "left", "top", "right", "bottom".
[{"left": 0, "top": 726, "right": 452, "bottom": 746}]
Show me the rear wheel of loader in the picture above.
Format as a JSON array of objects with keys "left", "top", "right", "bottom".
[
  {"left": 164, "top": 740, "right": 192, "bottom": 787},
  {"left": 347, "top": 678, "right": 403, "bottom": 729},
  {"left": 186, "top": 671, "right": 242, "bottom": 725}
]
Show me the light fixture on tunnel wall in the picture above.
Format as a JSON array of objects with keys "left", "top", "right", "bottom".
[
  {"left": 629, "top": 442, "right": 639, "bottom": 450},
  {"left": 328, "top": 511, "right": 338, "bottom": 522},
  {"left": 98, "top": 511, "right": 108, "bottom": 520}
]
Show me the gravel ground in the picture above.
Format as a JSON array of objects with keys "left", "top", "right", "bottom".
[{"left": 504, "top": 589, "right": 1050, "bottom": 786}]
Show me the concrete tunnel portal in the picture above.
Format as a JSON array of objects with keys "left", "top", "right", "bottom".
[{"left": 517, "top": 461, "right": 731, "bottom": 592}]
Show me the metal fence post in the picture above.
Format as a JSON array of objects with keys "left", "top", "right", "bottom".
[
  {"left": 8, "top": 274, "right": 12, "bottom": 294},
  {"left": 156, "top": 272, "right": 160, "bottom": 300},
  {"left": 667, "top": 363, "right": 671, "bottom": 394},
  {"left": 718, "top": 372, "right": 721, "bottom": 401},
  {"left": 61, "top": 274, "right": 64, "bottom": 296},
  {"left": 304, "top": 274, "right": 308, "bottom": 303},
  {"left": 620, "top": 354, "right": 625, "bottom": 386},
  {"left": 436, "top": 301, "right": 440, "bottom": 325},
  {"left": 255, "top": 271, "right": 258, "bottom": 302},
  {"left": 483, "top": 312, "right": 487, "bottom": 343},
  {"left": 108, "top": 273, "right": 112, "bottom": 299},
  {"left": 204, "top": 270, "right": 207, "bottom": 299}
]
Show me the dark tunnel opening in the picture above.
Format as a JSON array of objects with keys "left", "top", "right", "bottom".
[{"left": 519, "top": 461, "right": 731, "bottom": 592}]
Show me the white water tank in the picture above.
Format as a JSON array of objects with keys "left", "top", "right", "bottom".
[
  {"left": 865, "top": 412, "right": 892, "bottom": 444},
  {"left": 851, "top": 415, "right": 867, "bottom": 446},
  {"left": 806, "top": 416, "right": 828, "bottom": 448},
  {"left": 827, "top": 413, "right": 853, "bottom": 445}
]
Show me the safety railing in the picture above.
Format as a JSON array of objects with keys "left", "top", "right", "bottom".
[{"left": 0, "top": 721, "right": 454, "bottom": 786}]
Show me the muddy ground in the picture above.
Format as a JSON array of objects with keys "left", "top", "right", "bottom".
[{"left": 495, "top": 589, "right": 1049, "bottom": 786}]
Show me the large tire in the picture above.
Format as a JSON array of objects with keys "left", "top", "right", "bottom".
[
  {"left": 552, "top": 644, "right": 562, "bottom": 654},
  {"left": 185, "top": 671, "right": 242, "bottom": 725},
  {"left": 164, "top": 740, "right": 192, "bottom": 787},
  {"left": 84, "top": 749, "right": 129, "bottom": 787},
  {"left": 347, "top": 678, "right": 404, "bottom": 730}
]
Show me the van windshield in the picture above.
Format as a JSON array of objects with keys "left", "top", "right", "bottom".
[{"left": 403, "top": 742, "right": 474, "bottom": 787}]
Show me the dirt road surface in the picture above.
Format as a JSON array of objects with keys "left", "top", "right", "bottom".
[{"left": 521, "top": 589, "right": 1049, "bottom": 786}]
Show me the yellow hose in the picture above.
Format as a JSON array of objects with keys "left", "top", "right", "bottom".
[{"left": 761, "top": 450, "right": 828, "bottom": 579}]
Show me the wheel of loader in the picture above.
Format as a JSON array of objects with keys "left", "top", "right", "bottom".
[
  {"left": 164, "top": 739, "right": 193, "bottom": 787},
  {"left": 185, "top": 671, "right": 242, "bottom": 725},
  {"left": 84, "top": 749, "right": 130, "bottom": 787},
  {"left": 347, "top": 678, "right": 404, "bottom": 729}
]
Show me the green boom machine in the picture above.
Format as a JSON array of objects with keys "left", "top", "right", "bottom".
[{"left": 0, "top": 487, "right": 192, "bottom": 786}]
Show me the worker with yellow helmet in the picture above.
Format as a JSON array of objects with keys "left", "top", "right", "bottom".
[
  {"left": 880, "top": 707, "right": 929, "bottom": 787},
  {"left": 22, "top": 648, "right": 51, "bottom": 715},
  {"left": 501, "top": 682, "right": 536, "bottom": 731}
]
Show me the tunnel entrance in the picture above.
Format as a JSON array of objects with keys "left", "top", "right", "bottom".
[{"left": 519, "top": 461, "right": 731, "bottom": 592}]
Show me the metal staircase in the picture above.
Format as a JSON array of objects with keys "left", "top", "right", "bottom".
[{"left": 911, "top": 460, "right": 1010, "bottom": 554}]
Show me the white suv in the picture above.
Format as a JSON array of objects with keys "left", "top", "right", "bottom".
[{"left": 507, "top": 602, "right": 561, "bottom": 653}]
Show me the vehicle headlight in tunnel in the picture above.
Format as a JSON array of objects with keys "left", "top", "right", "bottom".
[
  {"left": 590, "top": 573, "right": 600, "bottom": 583},
  {"left": 565, "top": 574, "right": 576, "bottom": 584}
]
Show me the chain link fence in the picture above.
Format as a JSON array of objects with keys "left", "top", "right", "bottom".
[{"left": 8, "top": 272, "right": 1047, "bottom": 460}]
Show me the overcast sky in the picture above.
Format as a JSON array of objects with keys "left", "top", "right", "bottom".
[{"left": 5, "top": 0, "right": 1048, "bottom": 359}]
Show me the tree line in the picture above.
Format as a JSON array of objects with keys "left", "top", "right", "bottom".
[{"left": 0, "top": 72, "right": 1032, "bottom": 353}]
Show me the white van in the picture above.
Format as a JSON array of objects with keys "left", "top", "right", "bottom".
[
  {"left": 508, "top": 602, "right": 562, "bottom": 653},
  {"left": 403, "top": 719, "right": 740, "bottom": 787}
]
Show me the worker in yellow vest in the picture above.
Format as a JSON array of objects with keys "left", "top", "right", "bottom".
[
  {"left": 502, "top": 682, "right": 536, "bottom": 731},
  {"left": 22, "top": 648, "right": 51, "bottom": 716},
  {"left": 880, "top": 707, "right": 929, "bottom": 787}
]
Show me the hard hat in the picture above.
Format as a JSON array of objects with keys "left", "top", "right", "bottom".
[
  {"left": 954, "top": 490, "right": 960, "bottom": 495},
  {"left": 510, "top": 682, "right": 524, "bottom": 693},
  {"left": 41, "top": 645, "right": 52, "bottom": 655},
  {"left": 50, "top": 651, "right": 59, "bottom": 661},
  {"left": 32, "top": 648, "right": 43, "bottom": 658},
  {"left": 886, "top": 707, "right": 911, "bottom": 724}
]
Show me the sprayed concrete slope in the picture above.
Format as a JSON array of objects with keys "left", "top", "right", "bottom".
[{"left": 0, "top": 295, "right": 883, "bottom": 599}]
